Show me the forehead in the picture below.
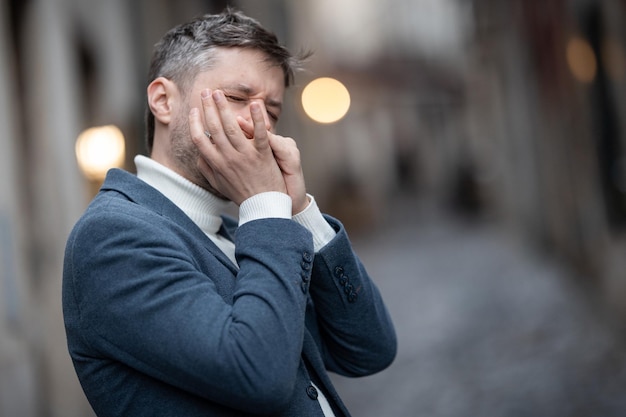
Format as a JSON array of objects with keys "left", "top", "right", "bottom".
[{"left": 193, "top": 47, "right": 285, "bottom": 96}]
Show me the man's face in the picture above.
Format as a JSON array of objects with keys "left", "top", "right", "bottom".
[{"left": 169, "top": 47, "right": 286, "bottom": 193}]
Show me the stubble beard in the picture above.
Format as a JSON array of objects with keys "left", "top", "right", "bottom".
[{"left": 170, "top": 107, "right": 229, "bottom": 200}]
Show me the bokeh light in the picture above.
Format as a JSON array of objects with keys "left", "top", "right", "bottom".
[
  {"left": 566, "top": 36, "right": 597, "bottom": 83},
  {"left": 301, "top": 77, "right": 351, "bottom": 124},
  {"left": 75, "top": 125, "right": 126, "bottom": 181}
]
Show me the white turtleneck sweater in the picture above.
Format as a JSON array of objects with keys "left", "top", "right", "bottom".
[
  {"left": 135, "top": 155, "right": 336, "bottom": 265},
  {"left": 134, "top": 155, "right": 337, "bottom": 416}
]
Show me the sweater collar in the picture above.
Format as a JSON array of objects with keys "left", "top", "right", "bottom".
[{"left": 134, "top": 155, "right": 232, "bottom": 236}]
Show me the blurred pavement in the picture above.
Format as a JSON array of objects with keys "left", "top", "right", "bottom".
[{"left": 331, "top": 197, "right": 626, "bottom": 417}]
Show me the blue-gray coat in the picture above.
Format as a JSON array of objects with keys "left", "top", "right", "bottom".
[{"left": 63, "top": 168, "right": 396, "bottom": 416}]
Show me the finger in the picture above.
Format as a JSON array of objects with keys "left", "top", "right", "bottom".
[
  {"left": 189, "top": 107, "right": 220, "bottom": 172},
  {"left": 200, "top": 89, "right": 230, "bottom": 150},
  {"left": 197, "top": 156, "right": 216, "bottom": 183},
  {"left": 253, "top": 99, "right": 272, "bottom": 132},
  {"left": 269, "top": 135, "right": 299, "bottom": 168},
  {"left": 189, "top": 107, "right": 218, "bottom": 159},
  {"left": 212, "top": 90, "right": 247, "bottom": 149},
  {"left": 250, "top": 102, "right": 270, "bottom": 151},
  {"left": 237, "top": 116, "right": 254, "bottom": 139}
]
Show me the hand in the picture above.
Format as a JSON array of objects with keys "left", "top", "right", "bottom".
[
  {"left": 189, "top": 89, "right": 287, "bottom": 205},
  {"left": 238, "top": 115, "right": 309, "bottom": 215}
]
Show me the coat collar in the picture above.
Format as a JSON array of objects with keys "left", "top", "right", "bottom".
[{"left": 100, "top": 168, "right": 239, "bottom": 273}]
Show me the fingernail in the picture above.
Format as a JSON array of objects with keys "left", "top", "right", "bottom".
[
  {"left": 201, "top": 89, "right": 210, "bottom": 99},
  {"left": 212, "top": 90, "right": 223, "bottom": 102}
]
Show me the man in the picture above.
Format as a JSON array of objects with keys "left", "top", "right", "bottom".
[{"left": 63, "top": 9, "right": 396, "bottom": 417}]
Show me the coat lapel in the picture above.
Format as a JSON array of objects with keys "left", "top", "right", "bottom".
[{"left": 100, "top": 169, "right": 239, "bottom": 274}]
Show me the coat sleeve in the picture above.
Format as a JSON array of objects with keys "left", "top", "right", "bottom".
[
  {"left": 63, "top": 199, "right": 313, "bottom": 414},
  {"left": 307, "top": 215, "right": 397, "bottom": 377}
]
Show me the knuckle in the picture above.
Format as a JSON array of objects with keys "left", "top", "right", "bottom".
[
  {"left": 205, "top": 121, "right": 220, "bottom": 133},
  {"left": 190, "top": 131, "right": 204, "bottom": 145},
  {"left": 223, "top": 125, "right": 240, "bottom": 137}
]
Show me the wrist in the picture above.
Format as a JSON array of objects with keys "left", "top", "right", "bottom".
[
  {"left": 239, "top": 192, "right": 292, "bottom": 226},
  {"left": 293, "top": 194, "right": 310, "bottom": 215},
  {"left": 292, "top": 194, "right": 337, "bottom": 251}
]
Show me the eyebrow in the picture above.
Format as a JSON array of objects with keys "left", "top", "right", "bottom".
[{"left": 224, "top": 83, "right": 283, "bottom": 111}]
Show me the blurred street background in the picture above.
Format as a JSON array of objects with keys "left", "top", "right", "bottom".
[
  {"left": 2, "top": 0, "right": 626, "bottom": 416},
  {"left": 333, "top": 195, "right": 626, "bottom": 416}
]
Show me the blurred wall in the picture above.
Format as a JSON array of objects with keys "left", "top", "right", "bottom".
[
  {"left": 464, "top": 0, "right": 626, "bottom": 314},
  {"left": 0, "top": 1, "right": 37, "bottom": 415}
]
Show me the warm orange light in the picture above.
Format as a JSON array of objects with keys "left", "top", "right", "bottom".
[
  {"left": 566, "top": 36, "right": 597, "bottom": 83},
  {"left": 301, "top": 77, "right": 351, "bottom": 124},
  {"left": 75, "top": 125, "right": 126, "bottom": 181}
]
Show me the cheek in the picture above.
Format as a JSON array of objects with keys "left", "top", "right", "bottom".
[
  {"left": 188, "top": 92, "right": 200, "bottom": 107},
  {"left": 181, "top": 96, "right": 202, "bottom": 123}
]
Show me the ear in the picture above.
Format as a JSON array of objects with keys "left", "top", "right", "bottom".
[{"left": 147, "top": 77, "right": 178, "bottom": 126}]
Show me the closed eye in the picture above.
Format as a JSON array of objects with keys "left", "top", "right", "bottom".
[
  {"left": 224, "top": 92, "right": 279, "bottom": 123},
  {"left": 225, "top": 94, "right": 246, "bottom": 103}
]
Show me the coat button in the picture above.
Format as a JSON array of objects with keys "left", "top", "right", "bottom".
[
  {"left": 347, "top": 292, "right": 358, "bottom": 303},
  {"left": 334, "top": 266, "right": 344, "bottom": 277},
  {"left": 306, "top": 384, "right": 318, "bottom": 400},
  {"left": 303, "top": 252, "right": 313, "bottom": 262},
  {"left": 301, "top": 281, "right": 309, "bottom": 293}
]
